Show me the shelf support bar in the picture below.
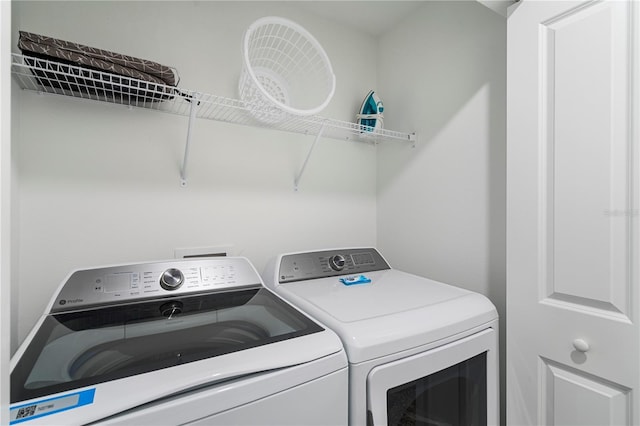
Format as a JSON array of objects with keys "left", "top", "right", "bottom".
[
  {"left": 180, "top": 93, "right": 200, "bottom": 187},
  {"left": 294, "top": 121, "right": 327, "bottom": 191}
]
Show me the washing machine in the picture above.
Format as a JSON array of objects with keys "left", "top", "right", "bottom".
[
  {"left": 263, "top": 248, "right": 499, "bottom": 426},
  {"left": 10, "top": 257, "right": 348, "bottom": 425}
]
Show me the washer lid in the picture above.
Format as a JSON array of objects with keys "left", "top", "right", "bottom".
[
  {"left": 276, "top": 269, "right": 498, "bottom": 363},
  {"left": 10, "top": 287, "right": 330, "bottom": 405},
  {"left": 9, "top": 329, "right": 345, "bottom": 426}
]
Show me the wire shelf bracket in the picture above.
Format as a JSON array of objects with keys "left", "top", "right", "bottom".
[
  {"left": 180, "top": 92, "right": 200, "bottom": 187},
  {"left": 294, "top": 121, "right": 327, "bottom": 191},
  {"left": 10, "top": 53, "right": 417, "bottom": 188}
]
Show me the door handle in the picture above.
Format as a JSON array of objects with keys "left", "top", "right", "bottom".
[{"left": 572, "top": 338, "right": 590, "bottom": 353}]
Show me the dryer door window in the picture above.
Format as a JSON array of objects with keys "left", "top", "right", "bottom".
[
  {"left": 367, "top": 328, "right": 498, "bottom": 426},
  {"left": 386, "top": 352, "right": 487, "bottom": 426}
]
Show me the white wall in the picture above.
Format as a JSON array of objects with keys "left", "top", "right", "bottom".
[
  {"left": 376, "top": 1, "right": 506, "bottom": 421},
  {"left": 11, "top": 1, "right": 380, "bottom": 349},
  {"left": 11, "top": 6, "right": 508, "bottom": 420}
]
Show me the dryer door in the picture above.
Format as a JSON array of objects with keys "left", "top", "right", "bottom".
[{"left": 367, "top": 327, "right": 498, "bottom": 426}]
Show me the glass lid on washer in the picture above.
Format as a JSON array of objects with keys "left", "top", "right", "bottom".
[{"left": 11, "top": 260, "right": 324, "bottom": 404}]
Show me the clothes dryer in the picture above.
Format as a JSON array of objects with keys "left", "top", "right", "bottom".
[
  {"left": 10, "top": 257, "right": 348, "bottom": 425},
  {"left": 263, "top": 248, "right": 499, "bottom": 426}
]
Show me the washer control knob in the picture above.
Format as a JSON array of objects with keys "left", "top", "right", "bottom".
[
  {"left": 329, "top": 254, "right": 346, "bottom": 271},
  {"left": 160, "top": 268, "right": 184, "bottom": 290}
]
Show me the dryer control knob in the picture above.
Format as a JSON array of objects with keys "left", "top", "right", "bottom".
[
  {"left": 329, "top": 254, "right": 346, "bottom": 271},
  {"left": 160, "top": 268, "right": 184, "bottom": 290}
]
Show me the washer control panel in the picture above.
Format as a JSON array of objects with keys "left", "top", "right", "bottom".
[
  {"left": 52, "top": 257, "right": 261, "bottom": 313},
  {"left": 278, "top": 248, "right": 390, "bottom": 283}
]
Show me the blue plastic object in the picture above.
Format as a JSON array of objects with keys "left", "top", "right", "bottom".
[{"left": 340, "top": 275, "right": 372, "bottom": 286}]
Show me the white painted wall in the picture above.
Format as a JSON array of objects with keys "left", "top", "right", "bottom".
[
  {"left": 376, "top": 1, "right": 506, "bottom": 421},
  {"left": 11, "top": 1, "right": 379, "bottom": 349}
]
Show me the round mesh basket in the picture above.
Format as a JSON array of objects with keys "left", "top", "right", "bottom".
[{"left": 239, "top": 16, "right": 336, "bottom": 123}]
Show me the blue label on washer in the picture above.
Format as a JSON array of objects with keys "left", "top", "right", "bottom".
[{"left": 10, "top": 388, "right": 95, "bottom": 424}]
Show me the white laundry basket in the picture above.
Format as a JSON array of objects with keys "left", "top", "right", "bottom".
[{"left": 239, "top": 16, "right": 336, "bottom": 123}]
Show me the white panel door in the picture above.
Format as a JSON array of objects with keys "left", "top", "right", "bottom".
[{"left": 507, "top": 0, "right": 639, "bottom": 425}]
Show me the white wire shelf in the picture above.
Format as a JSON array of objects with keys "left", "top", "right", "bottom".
[{"left": 11, "top": 53, "right": 415, "bottom": 187}]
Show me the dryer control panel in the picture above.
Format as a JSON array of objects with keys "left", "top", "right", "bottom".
[
  {"left": 51, "top": 257, "right": 261, "bottom": 313},
  {"left": 278, "top": 248, "right": 390, "bottom": 283}
]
